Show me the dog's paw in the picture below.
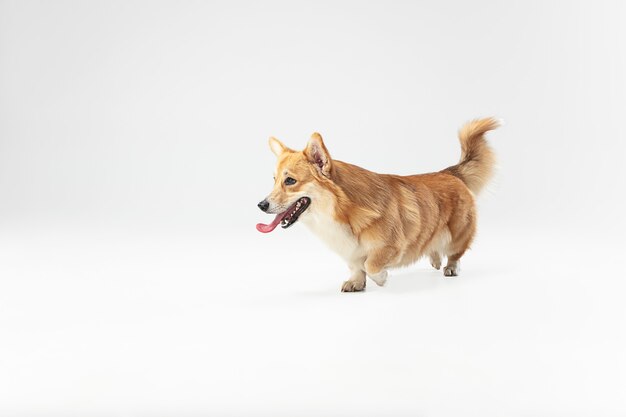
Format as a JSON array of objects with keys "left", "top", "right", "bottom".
[
  {"left": 443, "top": 265, "right": 459, "bottom": 277},
  {"left": 341, "top": 279, "right": 365, "bottom": 292},
  {"left": 430, "top": 253, "right": 441, "bottom": 270},
  {"left": 368, "top": 270, "right": 388, "bottom": 287}
]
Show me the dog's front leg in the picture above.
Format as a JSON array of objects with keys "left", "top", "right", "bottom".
[
  {"left": 364, "top": 246, "right": 398, "bottom": 287},
  {"left": 341, "top": 262, "right": 366, "bottom": 292}
]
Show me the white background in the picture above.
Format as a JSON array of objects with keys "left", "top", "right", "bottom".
[{"left": 1, "top": 1, "right": 625, "bottom": 416}]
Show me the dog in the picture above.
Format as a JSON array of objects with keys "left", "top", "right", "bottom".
[{"left": 256, "top": 118, "right": 500, "bottom": 292}]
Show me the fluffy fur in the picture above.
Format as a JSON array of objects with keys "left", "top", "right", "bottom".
[{"left": 258, "top": 118, "right": 500, "bottom": 292}]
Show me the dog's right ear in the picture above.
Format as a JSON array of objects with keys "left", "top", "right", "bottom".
[{"left": 269, "top": 137, "right": 286, "bottom": 157}]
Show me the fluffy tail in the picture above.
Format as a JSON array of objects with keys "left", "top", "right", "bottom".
[{"left": 442, "top": 117, "right": 500, "bottom": 195}]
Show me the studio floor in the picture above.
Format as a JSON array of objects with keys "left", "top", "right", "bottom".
[
  {"left": 1, "top": 224, "right": 624, "bottom": 416},
  {"left": 0, "top": 224, "right": 626, "bottom": 416}
]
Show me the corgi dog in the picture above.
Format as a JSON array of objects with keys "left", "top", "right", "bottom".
[{"left": 256, "top": 118, "right": 500, "bottom": 292}]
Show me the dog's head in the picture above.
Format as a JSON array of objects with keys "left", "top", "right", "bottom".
[{"left": 256, "top": 133, "right": 332, "bottom": 233}]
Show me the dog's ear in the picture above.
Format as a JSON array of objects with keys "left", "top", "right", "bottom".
[
  {"left": 304, "top": 132, "right": 332, "bottom": 177},
  {"left": 269, "top": 137, "right": 286, "bottom": 157}
]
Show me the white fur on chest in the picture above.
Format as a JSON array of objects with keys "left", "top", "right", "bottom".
[{"left": 301, "top": 211, "right": 362, "bottom": 262}]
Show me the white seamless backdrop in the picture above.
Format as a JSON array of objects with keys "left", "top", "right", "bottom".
[{"left": 1, "top": 1, "right": 625, "bottom": 416}]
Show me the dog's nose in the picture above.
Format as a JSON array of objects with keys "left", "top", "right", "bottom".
[{"left": 257, "top": 200, "right": 270, "bottom": 212}]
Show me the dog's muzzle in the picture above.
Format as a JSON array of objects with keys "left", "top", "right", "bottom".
[{"left": 257, "top": 200, "right": 270, "bottom": 212}]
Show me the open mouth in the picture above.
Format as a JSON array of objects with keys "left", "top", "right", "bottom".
[
  {"left": 279, "top": 197, "right": 311, "bottom": 229},
  {"left": 256, "top": 197, "right": 311, "bottom": 233}
]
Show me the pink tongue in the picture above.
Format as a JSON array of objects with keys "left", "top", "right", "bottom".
[{"left": 256, "top": 213, "right": 284, "bottom": 233}]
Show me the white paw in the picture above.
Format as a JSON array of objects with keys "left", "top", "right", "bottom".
[
  {"left": 429, "top": 253, "right": 442, "bottom": 270},
  {"left": 341, "top": 279, "right": 365, "bottom": 292},
  {"left": 443, "top": 265, "right": 459, "bottom": 277},
  {"left": 368, "top": 270, "right": 388, "bottom": 286}
]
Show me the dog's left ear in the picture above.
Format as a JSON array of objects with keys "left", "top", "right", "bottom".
[{"left": 304, "top": 132, "right": 332, "bottom": 177}]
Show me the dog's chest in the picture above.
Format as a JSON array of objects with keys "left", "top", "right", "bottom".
[{"left": 302, "top": 212, "right": 361, "bottom": 261}]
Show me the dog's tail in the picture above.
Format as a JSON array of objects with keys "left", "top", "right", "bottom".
[{"left": 442, "top": 117, "right": 500, "bottom": 195}]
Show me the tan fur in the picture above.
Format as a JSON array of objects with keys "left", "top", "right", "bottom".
[
  {"left": 261, "top": 118, "right": 500, "bottom": 292},
  {"left": 442, "top": 117, "right": 499, "bottom": 195}
]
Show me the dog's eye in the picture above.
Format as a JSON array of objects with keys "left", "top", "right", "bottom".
[{"left": 284, "top": 177, "right": 297, "bottom": 186}]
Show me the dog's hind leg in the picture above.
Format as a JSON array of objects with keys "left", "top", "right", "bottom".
[
  {"left": 429, "top": 252, "right": 442, "bottom": 270},
  {"left": 443, "top": 255, "right": 461, "bottom": 277},
  {"left": 444, "top": 208, "right": 476, "bottom": 277}
]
